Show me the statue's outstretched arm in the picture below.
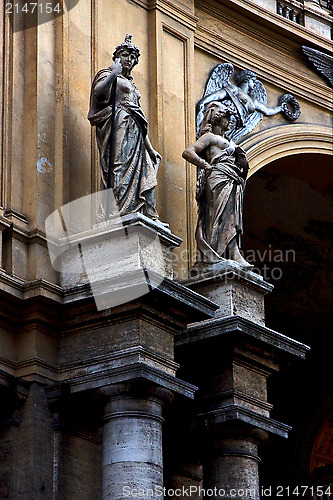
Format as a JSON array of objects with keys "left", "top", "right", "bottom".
[{"left": 254, "top": 99, "right": 282, "bottom": 116}]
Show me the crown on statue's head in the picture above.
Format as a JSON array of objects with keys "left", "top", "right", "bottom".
[{"left": 113, "top": 34, "right": 140, "bottom": 63}]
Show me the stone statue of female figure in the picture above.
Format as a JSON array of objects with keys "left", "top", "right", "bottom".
[
  {"left": 183, "top": 101, "right": 252, "bottom": 269},
  {"left": 88, "top": 35, "right": 161, "bottom": 220}
]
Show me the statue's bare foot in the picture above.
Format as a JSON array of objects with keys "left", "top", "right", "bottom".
[
  {"left": 227, "top": 240, "right": 253, "bottom": 269},
  {"left": 233, "top": 253, "right": 253, "bottom": 268},
  {"left": 235, "top": 257, "right": 254, "bottom": 269}
]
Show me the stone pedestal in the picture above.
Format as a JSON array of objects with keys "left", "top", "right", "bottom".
[
  {"left": 185, "top": 263, "right": 273, "bottom": 325},
  {"left": 51, "top": 213, "right": 180, "bottom": 287},
  {"left": 101, "top": 383, "right": 172, "bottom": 500},
  {"left": 48, "top": 212, "right": 183, "bottom": 311},
  {"left": 47, "top": 221, "right": 218, "bottom": 499},
  {"left": 175, "top": 267, "right": 310, "bottom": 499}
]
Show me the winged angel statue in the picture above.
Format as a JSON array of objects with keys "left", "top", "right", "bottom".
[{"left": 196, "top": 63, "right": 301, "bottom": 142}]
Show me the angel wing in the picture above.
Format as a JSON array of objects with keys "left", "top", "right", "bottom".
[
  {"left": 196, "top": 63, "right": 235, "bottom": 137},
  {"left": 203, "top": 63, "right": 234, "bottom": 97},
  {"left": 227, "top": 80, "right": 267, "bottom": 142},
  {"left": 250, "top": 79, "right": 267, "bottom": 105},
  {"left": 302, "top": 46, "right": 333, "bottom": 87}
]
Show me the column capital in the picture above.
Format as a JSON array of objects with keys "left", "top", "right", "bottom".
[{"left": 100, "top": 381, "right": 174, "bottom": 406}]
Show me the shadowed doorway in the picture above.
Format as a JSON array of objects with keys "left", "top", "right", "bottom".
[{"left": 243, "top": 153, "right": 333, "bottom": 491}]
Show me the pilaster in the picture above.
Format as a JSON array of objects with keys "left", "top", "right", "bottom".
[
  {"left": 148, "top": 0, "right": 198, "bottom": 275},
  {"left": 0, "top": 378, "right": 29, "bottom": 499}
]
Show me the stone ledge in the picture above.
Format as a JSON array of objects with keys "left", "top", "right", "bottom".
[
  {"left": 0, "top": 272, "right": 63, "bottom": 302},
  {"left": 59, "top": 346, "right": 180, "bottom": 379},
  {"left": 196, "top": 404, "right": 291, "bottom": 438},
  {"left": 69, "top": 213, "right": 181, "bottom": 248},
  {"left": 183, "top": 263, "right": 273, "bottom": 294},
  {"left": 65, "top": 362, "right": 198, "bottom": 400},
  {"left": 200, "top": 389, "right": 274, "bottom": 416},
  {"left": 63, "top": 269, "right": 218, "bottom": 322},
  {"left": 176, "top": 315, "right": 310, "bottom": 359}
]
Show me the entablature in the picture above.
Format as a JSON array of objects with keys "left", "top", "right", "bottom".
[{"left": 197, "top": 0, "right": 333, "bottom": 49}]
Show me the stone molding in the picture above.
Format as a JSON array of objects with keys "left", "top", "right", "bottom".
[
  {"left": 62, "top": 269, "right": 218, "bottom": 320},
  {"left": 130, "top": 0, "right": 199, "bottom": 30},
  {"left": 66, "top": 362, "right": 198, "bottom": 400},
  {"left": 59, "top": 346, "right": 180, "bottom": 379},
  {"left": 184, "top": 265, "right": 273, "bottom": 294},
  {"left": 196, "top": 405, "right": 292, "bottom": 437},
  {"left": 244, "top": 124, "right": 333, "bottom": 174},
  {"left": 176, "top": 315, "right": 310, "bottom": 359},
  {"left": 196, "top": 0, "right": 333, "bottom": 51}
]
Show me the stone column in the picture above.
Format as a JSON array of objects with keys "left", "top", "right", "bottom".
[
  {"left": 175, "top": 265, "right": 309, "bottom": 500},
  {"left": 55, "top": 215, "right": 217, "bottom": 499},
  {"left": 101, "top": 384, "right": 173, "bottom": 500},
  {"left": 202, "top": 430, "right": 266, "bottom": 500}
]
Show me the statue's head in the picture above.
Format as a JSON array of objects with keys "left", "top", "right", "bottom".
[
  {"left": 212, "top": 103, "right": 232, "bottom": 124},
  {"left": 113, "top": 34, "right": 140, "bottom": 67},
  {"left": 200, "top": 102, "right": 232, "bottom": 135},
  {"left": 234, "top": 69, "right": 257, "bottom": 87}
]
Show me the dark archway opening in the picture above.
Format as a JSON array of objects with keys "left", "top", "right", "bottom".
[{"left": 243, "top": 153, "right": 333, "bottom": 491}]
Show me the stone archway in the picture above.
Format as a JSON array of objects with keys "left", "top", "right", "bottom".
[
  {"left": 238, "top": 124, "right": 332, "bottom": 177},
  {"left": 241, "top": 150, "right": 333, "bottom": 488}
]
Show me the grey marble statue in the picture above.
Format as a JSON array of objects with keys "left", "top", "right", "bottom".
[
  {"left": 183, "top": 101, "right": 252, "bottom": 269},
  {"left": 88, "top": 34, "right": 161, "bottom": 220},
  {"left": 196, "top": 64, "right": 301, "bottom": 142}
]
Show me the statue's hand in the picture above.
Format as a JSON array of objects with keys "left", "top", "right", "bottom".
[
  {"left": 111, "top": 58, "right": 123, "bottom": 76},
  {"left": 235, "top": 147, "right": 249, "bottom": 170},
  {"left": 198, "top": 158, "right": 212, "bottom": 175},
  {"left": 149, "top": 149, "right": 162, "bottom": 167}
]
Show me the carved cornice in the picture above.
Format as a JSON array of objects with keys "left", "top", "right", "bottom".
[
  {"left": 203, "top": 388, "right": 274, "bottom": 412},
  {"left": 0, "top": 271, "right": 63, "bottom": 302},
  {"left": 196, "top": 404, "right": 292, "bottom": 437},
  {"left": 151, "top": 0, "right": 198, "bottom": 29},
  {"left": 176, "top": 315, "right": 310, "bottom": 359},
  {"left": 184, "top": 264, "right": 274, "bottom": 294},
  {"left": 59, "top": 346, "right": 180, "bottom": 379},
  {"left": 0, "top": 223, "right": 48, "bottom": 245},
  {"left": 15, "top": 357, "right": 58, "bottom": 379},
  {"left": 67, "top": 362, "right": 198, "bottom": 399},
  {"left": 196, "top": 0, "right": 333, "bottom": 52},
  {"left": 127, "top": 0, "right": 150, "bottom": 9},
  {"left": 0, "top": 357, "right": 58, "bottom": 384},
  {"left": 194, "top": 24, "right": 333, "bottom": 110}
]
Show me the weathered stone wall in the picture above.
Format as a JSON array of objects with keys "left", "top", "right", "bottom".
[{"left": 1, "top": 0, "right": 331, "bottom": 280}]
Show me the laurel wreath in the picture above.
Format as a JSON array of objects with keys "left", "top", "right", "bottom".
[{"left": 279, "top": 94, "right": 301, "bottom": 121}]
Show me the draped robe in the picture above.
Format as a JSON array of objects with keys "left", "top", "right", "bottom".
[
  {"left": 88, "top": 70, "right": 158, "bottom": 219},
  {"left": 196, "top": 145, "right": 246, "bottom": 263}
]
